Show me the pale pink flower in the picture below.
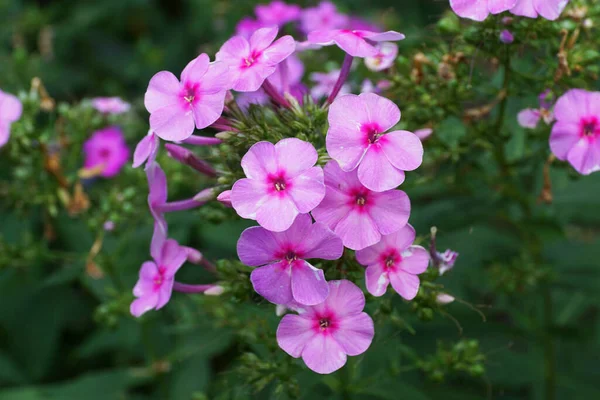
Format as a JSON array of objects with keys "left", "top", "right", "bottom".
[
  {"left": 449, "top": 0, "right": 518, "bottom": 21},
  {"left": 83, "top": 126, "right": 130, "bottom": 178},
  {"left": 235, "top": 17, "right": 267, "bottom": 40},
  {"left": 0, "top": 89, "right": 22, "bottom": 148},
  {"left": 437, "top": 249, "right": 459, "bottom": 275},
  {"left": 360, "top": 79, "right": 376, "bottom": 94},
  {"left": 230, "top": 138, "right": 326, "bottom": 232},
  {"left": 364, "top": 42, "right": 398, "bottom": 71},
  {"left": 550, "top": 89, "right": 600, "bottom": 175},
  {"left": 144, "top": 53, "right": 230, "bottom": 142},
  {"left": 518, "top": 89, "right": 555, "bottom": 129},
  {"left": 510, "top": 0, "right": 570, "bottom": 20},
  {"left": 130, "top": 237, "right": 187, "bottom": 317},
  {"left": 356, "top": 224, "right": 429, "bottom": 300},
  {"left": 437, "top": 293, "right": 456, "bottom": 304},
  {"left": 91, "top": 97, "right": 131, "bottom": 114},
  {"left": 415, "top": 128, "right": 433, "bottom": 141},
  {"left": 255, "top": 1, "right": 301, "bottom": 26},
  {"left": 310, "top": 69, "right": 350, "bottom": 100},
  {"left": 277, "top": 280, "right": 374, "bottom": 374},
  {"left": 308, "top": 29, "right": 405, "bottom": 58},
  {"left": 300, "top": 1, "right": 348, "bottom": 34},
  {"left": 312, "top": 161, "right": 411, "bottom": 251},
  {"left": 237, "top": 214, "right": 343, "bottom": 305},
  {"left": 133, "top": 130, "right": 159, "bottom": 168},
  {"left": 216, "top": 26, "right": 295, "bottom": 92},
  {"left": 326, "top": 93, "right": 423, "bottom": 192}
]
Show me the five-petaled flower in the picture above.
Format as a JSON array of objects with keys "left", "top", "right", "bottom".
[
  {"left": 312, "top": 161, "right": 411, "bottom": 251},
  {"left": 255, "top": 1, "right": 301, "bottom": 27},
  {"left": 300, "top": 1, "right": 348, "bottom": 34},
  {"left": 237, "top": 214, "right": 343, "bottom": 306},
  {"left": 364, "top": 42, "right": 398, "bottom": 71},
  {"left": 326, "top": 93, "right": 423, "bottom": 192},
  {"left": 145, "top": 53, "right": 230, "bottom": 142},
  {"left": 83, "top": 126, "right": 130, "bottom": 178},
  {"left": 230, "top": 138, "right": 326, "bottom": 232},
  {"left": 277, "top": 279, "right": 374, "bottom": 374},
  {"left": 307, "top": 29, "right": 405, "bottom": 58},
  {"left": 0, "top": 89, "right": 23, "bottom": 148},
  {"left": 550, "top": 89, "right": 600, "bottom": 175},
  {"left": 356, "top": 224, "right": 429, "bottom": 300},
  {"left": 216, "top": 26, "right": 296, "bottom": 92}
]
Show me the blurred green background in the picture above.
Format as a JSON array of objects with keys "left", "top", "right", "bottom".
[{"left": 1, "top": 1, "right": 600, "bottom": 400}]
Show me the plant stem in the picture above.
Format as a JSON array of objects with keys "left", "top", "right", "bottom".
[
  {"left": 326, "top": 54, "right": 353, "bottom": 105},
  {"left": 262, "top": 79, "right": 291, "bottom": 108},
  {"left": 542, "top": 285, "right": 556, "bottom": 400}
]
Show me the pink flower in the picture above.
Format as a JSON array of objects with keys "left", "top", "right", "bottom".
[
  {"left": 300, "top": 1, "right": 348, "bottom": 34},
  {"left": 130, "top": 237, "right": 187, "bottom": 317},
  {"left": 518, "top": 109, "right": 542, "bottom": 128},
  {"left": 144, "top": 53, "right": 230, "bottom": 142},
  {"left": 230, "top": 138, "right": 326, "bottom": 232},
  {"left": 276, "top": 279, "right": 374, "bottom": 374},
  {"left": 550, "top": 89, "right": 600, "bottom": 175},
  {"left": 83, "top": 126, "right": 130, "bottom": 178},
  {"left": 310, "top": 69, "right": 350, "bottom": 100},
  {"left": 415, "top": 128, "right": 433, "bottom": 141},
  {"left": 216, "top": 26, "right": 295, "bottom": 92},
  {"left": 0, "top": 89, "right": 22, "bottom": 148},
  {"left": 437, "top": 249, "right": 459, "bottom": 275},
  {"left": 235, "top": 17, "right": 267, "bottom": 40},
  {"left": 499, "top": 29, "right": 515, "bottom": 43},
  {"left": 518, "top": 89, "right": 555, "bottom": 129},
  {"left": 364, "top": 42, "right": 398, "bottom": 71},
  {"left": 449, "top": 0, "right": 518, "bottom": 21},
  {"left": 255, "top": 1, "right": 301, "bottom": 26},
  {"left": 356, "top": 224, "right": 429, "bottom": 299},
  {"left": 133, "top": 130, "right": 159, "bottom": 168},
  {"left": 510, "top": 0, "right": 570, "bottom": 20},
  {"left": 312, "top": 161, "right": 411, "bottom": 251},
  {"left": 346, "top": 16, "right": 382, "bottom": 32},
  {"left": 326, "top": 93, "right": 423, "bottom": 192},
  {"left": 237, "top": 214, "right": 343, "bottom": 305},
  {"left": 307, "top": 29, "right": 405, "bottom": 58},
  {"left": 91, "top": 97, "right": 131, "bottom": 114}
]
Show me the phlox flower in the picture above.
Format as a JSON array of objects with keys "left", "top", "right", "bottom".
[
  {"left": 415, "top": 128, "right": 433, "bottom": 141},
  {"left": 235, "top": 17, "right": 267, "bottom": 40},
  {"left": 0, "top": 89, "right": 22, "bottom": 148},
  {"left": 364, "top": 42, "right": 398, "bottom": 71},
  {"left": 277, "top": 280, "right": 374, "bottom": 374},
  {"left": 356, "top": 224, "right": 429, "bottom": 300},
  {"left": 230, "top": 138, "right": 325, "bottom": 232},
  {"left": 510, "top": 0, "right": 570, "bottom": 20},
  {"left": 312, "top": 161, "right": 411, "bottom": 251},
  {"left": 255, "top": 1, "right": 301, "bottom": 27},
  {"left": 437, "top": 249, "right": 459, "bottom": 275},
  {"left": 449, "top": 0, "right": 518, "bottom": 21},
  {"left": 237, "top": 214, "right": 343, "bottom": 306},
  {"left": 326, "top": 93, "right": 423, "bottom": 192},
  {"left": 499, "top": 30, "right": 515, "bottom": 43},
  {"left": 133, "top": 130, "right": 159, "bottom": 168},
  {"left": 310, "top": 69, "right": 350, "bottom": 100},
  {"left": 307, "top": 29, "right": 405, "bottom": 58},
  {"left": 130, "top": 235, "right": 187, "bottom": 317},
  {"left": 216, "top": 26, "right": 295, "bottom": 92},
  {"left": 144, "top": 53, "right": 230, "bottom": 142},
  {"left": 550, "top": 89, "right": 600, "bottom": 175},
  {"left": 518, "top": 89, "right": 554, "bottom": 129},
  {"left": 83, "top": 126, "right": 130, "bottom": 178},
  {"left": 91, "top": 96, "right": 131, "bottom": 114},
  {"left": 300, "top": 1, "right": 348, "bottom": 34},
  {"left": 346, "top": 16, "right": 382, "bottom": 32}
]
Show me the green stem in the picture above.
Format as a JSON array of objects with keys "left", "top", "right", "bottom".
[
  {"left": 492, "top": 48, "right": 511, "bottom": 177},
  {"left": 542, "top": 285, "right": 556, "bottom": 400}
]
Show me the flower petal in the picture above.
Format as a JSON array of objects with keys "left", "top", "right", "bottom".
[
  {"left": 261, "top": 35, "right": 296, "bottom": 65},
  {"left": 549, "top": 121, "right": 580, "bottom": 160},
  {"left": 275, "top": 138, "right": 318, "bottom": 177},
  {"left": 332, "top": 312, "right": 374, "bottom": 356},
  {"left": 156, "top": 278, "right": 174, "bottom": 309},
  {"left": 380, "top": 130, "right": 423, "bottom": 171},
  {"left": 250, "top": 261, "right": 293, "bottom": 304},
  {"left": 291, "top": 261, "right": 329, "bottom": 306},
  {"left": 192, "top": 91, "right": 227, "bottom": 129},
  {"left": 237, "top": 226, "right": 280, "bottom": 266},
  {"left": 231, "top": 178, "right": 270, "bottom": 220},
  {"left": 277, "top": 314, "right": 316, "bottom": 358},
  {"left": 554, "top": 89, "right": 591, "bottom": 123},
  {"left": 517, "top": 108, "right": 541, "bottom": 129},
  {"left": 510, "top": 0, "right": 538, "bottom": 18},
  {"left": 0, "top": 92, "right": 23, "bottom": 122},
  {"left": 334, "top": 32, "right": 378, "bottom": 57},
  {"left": 336, "top": 209, "right": 380, "bottom": 251},
  {"left": 534, "top": 0, "right": 568, "bottom": 20},
  {"left": 130, "top": 293, "right": 159, "bottom": 317},
  {"left": 566, "top": 138, "right": 600, "bottom": 175},
  {"left": 149, "top": 103, "right": 195, "bottom": 142},
  {"left": 399, "top": 245, "right": 430, "bottom": 275},
  {"left": 360, "top": 93, "right": 401, "bottom": 132},
  {"left": 133, "top": 133, "right": 158, "bottom": 168},
  {"left": 369, "top": 189, "right": 410, "bottom": 235},
  {"left": 160, "top": 239, "right": 187, "bottom": 274},
  {"left": 180, "top": 54, "right": 210, "bottom": 85},
  {"left": 133, "top": 261, "right": 159, "bottom": 297},
  {"left": 384, "top": 223, "right": 416, "bottom": 252},
  {"left": 365, "top": 263, "right": 390, "bottom": 297},
  {"left": 250, "top": 26, "right": 278, "bottom": 52},
  {"left": 449, "top": 0, "right": 490, "bottom": 21},
  {"left": 256, "top": 195, "right": 299, "bottom": 232},
  {"left": 488, "top": 0, "right": 518, "bottom": 14},
  {"left": 302, "top": 334, "right": 347, "bottom": 374},
  {"left": 320, "top": 279, "right": 366, "bottom": 318},
  {"left": 241, "top": 141, "right": 278, "bottom": 180},
  {"left": 355, "top": 240, "right": 387, "bottom": 266},
  {"left": 145, "top": 71, "right": 181, "bottom": 113},
  {"left": 301, "top": 222, "right": 344, "bottom": 260},
  {"left": 389, "top": 270, "right": 420, "bottom": 300},
  {"left": 288, "top": 167, "right": 326, "bottom": 213},
  {"left": 358, "top": 148, "right": 405, "bottom": 192}
]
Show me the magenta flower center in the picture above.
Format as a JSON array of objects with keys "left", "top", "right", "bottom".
[
  {"left": 313, "top": 311, "right": 337, "bottom": 333},
  {"left": 267, "top": 172, "right": 292, "bottom": 196},
  {"left": 153, "top": 266, "right": 167, "bottom": 289},
  {"left": 349, "top": 188, "right": 370, "bottom": 208},
  {"left": 242, "top": 50, "right": 262, "bottom": 68},
  {"left": 99, "top": 148, "right": 111, "bottom": 158},
  {"left": 319, "top": 318, "right": 330, "bottom": 329},
  {"left": 181, "top": 83, "right": 200, "bottom": 106},
  {"left": 381, "top": 249, "right": 402, "bottom": 270},
  {"left": 285, "top": 251, "right": 298, "bottom": 262},
  {"left": 581, "top": 117, "right": 599, "bottom": 138},
  {"left": 361, "top": 122, "right": 383, "bottom": 144}
]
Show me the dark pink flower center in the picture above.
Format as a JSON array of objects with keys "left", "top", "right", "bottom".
[
  {"left": 380, "top": 249, "right": 402, "bottom": 270},
  {"left": 312, "top": 311, "right": 338, "bottom": 334},
  {"left": 349, "top": 188, "right": 370, "bottom": 210},
  {"left": 581, "top": 116, "right": 599, "bottom": 138},
  {"left": 242, "top": 50, "right": 262, "bottom": 69},
  {"left": 153, "top": 266, "right": 167, "bottom": 289},
  {"left": 361, "top": 122, "right": 383, "bottom": 144},
  {"left": 99, "top": 148, "right": 111, "bottom": 159},
  {"left": 181, "top": 83, "right": 200, "bottom": 106},
  {"left": 267, "top": 171, "right": 292, "bottom": 196}
]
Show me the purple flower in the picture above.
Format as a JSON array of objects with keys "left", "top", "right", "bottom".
[
  {"left": 499, "top": 30, "right": 515, "bottom": 44},
  {"left": 518, "top": 109, "right": 542, "bottom": 129},
  {"left": 550, "top": 89, "right": 600, "bottom": 175},
  {"left": 415, "top": 128, "right": 433, "bottom": 141},
  {"left": 364, "top": 42, "right": 398, "bottom": 71},
  {"left": 437, "top": 249, "right": 459, "bottom": 275},
  {"left": 83, "top": 126, "right": 130, "bottom": 178},
  {"left": 144, "top": 53, "right": 230, "bottom": 142},
  {"left": 235, "top": 17, "right": 267, "bottom": 40},
  {"left": 0, "top": 89, "right": 22, "bottom": 148},
  {"left": 130, "top": 236, "right": 187, "bottom": 317},
  {"left": 356, "top": 224, "right": 429, "bottom": 299},
  {"left": 276, "top": 279, "right": 374, "bottom": 374},
  {"left": 255, "top": 1, "right": 301, "bottom": 27},
  {"left": 307, "top": 29, "right": 405, "bottom": 58},
  {"left": 237, "top": 214, "right": 343, "bottom": 306},
  {"left": 312, "top": 161, "right": 411, "bottom": 251},
  {"left": 230, "top": 138, "right": 325, "bottom": 232},
  {"left": 310, "top": 69, "right": 350, "bottom": 100},
  {"left": 449, "top": 0, "right": 518, "bottom": 21},
  {"left": 216, "top": 26, "right": 295, "bottom": 92},
  {"left": 510, "top": 0, "right": 570, "bottom": 20},
  {"left": 91, "top": 97, "right": 131, "bottom": 114},
  {"left": 300, "top": 1, "right": 348, "bottom": 34},
  {"left": 326, "top": 93, "right": 423, "bottom": 192},
  {"left": 518, "top": 90, "right": 555, "bottom": 129},
  {"left": 133, "top": 130, "right": 159, "bottom": 169}
]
